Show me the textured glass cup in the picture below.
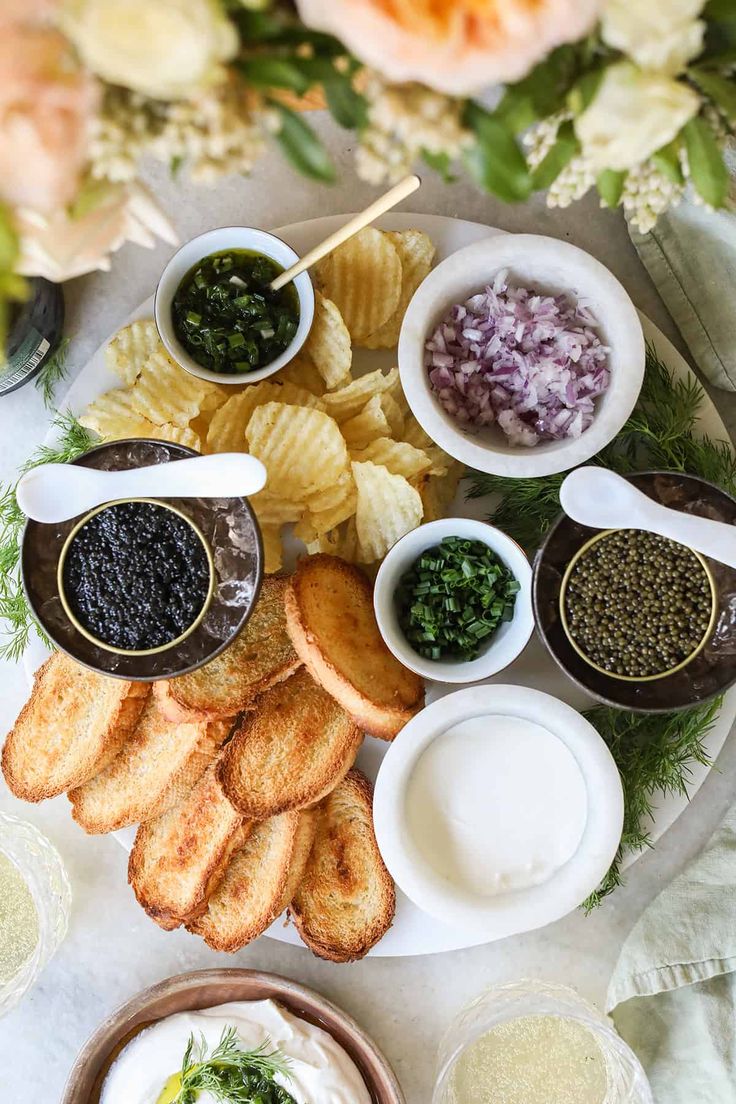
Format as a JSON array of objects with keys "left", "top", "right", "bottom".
[
  {"left": 433, "top": 980, "right": 653, "bottom": 1104},
  {"left": 0, "top": 814, "right": 71, "bottom": 1016}
]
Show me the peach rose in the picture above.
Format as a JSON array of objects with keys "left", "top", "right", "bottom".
[
  {"left": 296, "top": 0, "right": 603, "bottom": 94},
  {"left": 0, "top": 26, "right": 99, "bottom": 213},
  {"left": 0, "top": 0, "right": 59, "bottom": 26}
]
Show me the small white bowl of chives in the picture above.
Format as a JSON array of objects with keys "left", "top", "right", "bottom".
[{"left": 374, "top": 517, "right": 534, "bottom": 684}]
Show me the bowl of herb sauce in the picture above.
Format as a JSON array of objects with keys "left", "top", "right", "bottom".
[{"left": 155, "top": 227, "right": 315, "bottom": 385}]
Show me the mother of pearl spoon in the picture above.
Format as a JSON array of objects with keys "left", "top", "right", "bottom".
[
  {"left": 560, "top": 466, "right": 736, "bottom": 570},
  {"left": 16, "top": 452, "right": 267, "bottom": 525}
]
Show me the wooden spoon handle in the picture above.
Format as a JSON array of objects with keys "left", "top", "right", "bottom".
[{"left": 269, "top": 174, "right": 421, "bottom": 291}]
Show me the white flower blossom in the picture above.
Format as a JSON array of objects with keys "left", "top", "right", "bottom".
[
  {"left": 575, "top": 62, "right": 699, "bottom": 172},
  {"left": 602, "top": 0, "right": 705, "bottom": 75}
]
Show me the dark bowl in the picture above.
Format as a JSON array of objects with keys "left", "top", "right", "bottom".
[
  {"left": 22, "top": 439, "right": 263, "bottom": 680},
  {"left": 533, "top": 471, "right": 736, "bottom": 713}
]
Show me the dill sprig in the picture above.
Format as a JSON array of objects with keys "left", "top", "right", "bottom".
[
  {"left": 466, "top": 344, "right": 736, "bottom": 553},
  {"left": 582, "top": 698, "right": 720, "bottom": 911},
  {"left": 163, "top": 1027, "right": 296, "bottom": 1104},
  {"left": 34, "top": 337, "right": 70, "bottom": 409},
  {"left": 0, "top": 411, "right": 95, "bottom": 661},
  {"left": 466, "top": 345, "right": 735, "bottom": 908}
]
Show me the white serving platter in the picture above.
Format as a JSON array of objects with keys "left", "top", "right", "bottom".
[{"left": 22, "top": 213, "right": 736, "bottom": 957}]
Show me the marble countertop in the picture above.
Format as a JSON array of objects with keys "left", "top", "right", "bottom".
[{"left": 2, "top": 116, "right": 736, "bottom": 1104}]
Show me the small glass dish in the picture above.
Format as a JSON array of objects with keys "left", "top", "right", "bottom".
[
  {"left": 433, "top": 980, "right": 653, "bottom": 1104},
  {"left": 0, "top": 813, "right": 71, "bottom": 1017}
]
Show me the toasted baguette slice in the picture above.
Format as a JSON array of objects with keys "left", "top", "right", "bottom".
[
  {"left": 290, "top": 770, "right": 395, "bottom": 962},
  {"left": 155, "top": 575, "right": 302, "bottom": 723},
  {"left": 189, "top": 807, "right": 317, "bottom": 951},
  {"left": 285, "top": 555, "right": 424, "bottom": 739},
  {"left": 68, "top": 696, "right": 234, "bottom": 833},
  {"left": 128, "top": 763, "right": 244, "bottom": 930},
  {"left": 144, "top": 717, "right": 233, "bottom": 822},
  {"left": 218, "top": 667, "right": 362, "bottom": 819},
  {"left": 2, "top": 652, "right": 149, "bottom": 803}
]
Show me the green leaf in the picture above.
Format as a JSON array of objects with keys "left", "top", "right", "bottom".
[
  {"left": 0, "top": 205, "right": 19, "bottom": 272},
  {"left": 596, "top": 169, "right": 626, "bottom": 208},
  {"left": 689, "top": 67, "right": 736, "bottom": 123},
  {"left": 239, "top": 57, "right": 310, "bottom": 94},
  {"left": 683, "top": 116, "right": 729, "bottom": 206},
  {"left": 652, "top": 139, "right": 685, "bottom": 185},
  {"left": 531, "top": 121, "right": 579, "bottom": 191},
  {"left": 272, "top": 103, "right": 336, "bottom": 183},
  {"left": 462, "top": 102, "right": 532, "bottom": 202},
  {"left": 496, "top": 45, "right": 582, "bottom": 133},
  {"left": 322, "top": 74, "right": 367, "bottom": 129},
  {"left": 568, "top": 69, "right": 604, "bottom": 116},
  {"left": 421, "top": 148, "right": 456, "bottom": 183},
  {"left": 704, "top": 0, "right": 736, "bottom": 21}
]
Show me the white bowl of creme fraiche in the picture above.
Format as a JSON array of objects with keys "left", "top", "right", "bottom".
[
  {"left": 373, "top": 517, "right": 533, "bottom": 683},
  {"left": 373, "top": 684, "right": 624, "bottom": 939}
]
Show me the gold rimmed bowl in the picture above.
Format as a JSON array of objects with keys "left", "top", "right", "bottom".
[
  {"left": 22, "top": 439, "right": 263, "bottom": 680},
  {"left": 533, "top": 471, "right": 736, "bottom": 713},
  {"left": 558, "top": 527, "right": 718, "bottom": 684},
  {"left": 56, "top": 497, "right": 216, "bottom": 658}
]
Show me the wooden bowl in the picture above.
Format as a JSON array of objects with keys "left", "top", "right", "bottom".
[{"left": 61, "top": 969, "right": 405, "bottom": 1104}]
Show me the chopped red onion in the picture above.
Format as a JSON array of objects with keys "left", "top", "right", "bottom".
[{"left": 425, "top": 270, "right": 610, "bottom": 447}]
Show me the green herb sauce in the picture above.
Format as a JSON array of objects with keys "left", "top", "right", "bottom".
[{"left": 172, "top": 249, "right": 299, "bottom": 375}]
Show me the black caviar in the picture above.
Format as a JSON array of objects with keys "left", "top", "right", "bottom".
[
  {"left": 172, "top": 248, "right": 299, "bottom": 375},
  {"left": 564, "top": 529, "right": 713, "bottom": 679},
  {"left": 61, "top": 501, "right": 211, "bottom": 652}
]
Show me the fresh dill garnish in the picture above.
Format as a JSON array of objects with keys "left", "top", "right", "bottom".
[
  {"left": 466, "top": 344, "right": 735, "bottom": 908},
  {"left": 467, "top": 344, "right": 736, "bottom": 553},
  {"left": 34, "top": 337, "right": 70, "bottom": 409},
  {"left": 581, "top": 698, "right": 720, "bottom": 911},
  {"left": 158, "top": 1027, "right": 296, "bottom": 1104},
  {"left": 0, "top": 411, "right": 95, "bottom": 660}
]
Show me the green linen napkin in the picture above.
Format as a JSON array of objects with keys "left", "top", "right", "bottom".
[
  {"left": 606, "top": 803, "right": 736, "bottom": 1102},
  {"left": 628, "top": 148, "right": 736, "bottom": 392}
]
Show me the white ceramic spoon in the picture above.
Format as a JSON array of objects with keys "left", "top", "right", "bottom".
[
  {"left": 560, "top": 466, "right": 736, "bottom": 569},
  {"left": 16, "top": 452, "right": 267, "bottom": 524}
]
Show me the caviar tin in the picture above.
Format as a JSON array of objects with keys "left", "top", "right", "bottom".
[
  {"left": 56, "top": 497, "right": 216, "bottom": 657},
  {"left": 559, "top": 527, "right": 718, "bottom": 683}
]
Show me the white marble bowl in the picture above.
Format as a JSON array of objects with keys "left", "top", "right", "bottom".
[
  {"left": 155, "top": 226, "right": 315, "bottom": 385},
  {"left": 373, "top": 517, "right": 533, "bottom": 683},
  {"left": 398, "top": 234, "right": 645, "bottom": 477},
  {"left": 374, "top": 685, "right": 624, "bottom": 939}
]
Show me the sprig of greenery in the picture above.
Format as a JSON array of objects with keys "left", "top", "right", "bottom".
[
  {"left": 34, "top": 338, "right": 70, "bottom": 409},
  {"left": 160, "top": 1027, "right": 295, "bottom": 1104},
  {"left": 582, "top": 699, "right": 720, "bottom": 910},
  {"left": 467, "top": 345, "right": 735, "bottom": 906},
  {"left": 467, "top": 344, "right": 736, "bottom": 553},
  {"left": 0, "top": 411, "right": 95, "bottom": 661}
]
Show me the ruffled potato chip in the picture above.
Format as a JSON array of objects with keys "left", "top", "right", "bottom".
[
  {"left": 105, "top": 319, "right": 162, "bottom": 387},
  {"left": 304, "top": 291, "right": 352, "bottom": 390},
  {"left": 207, "top": 380, "right": 323, "bottom": 453},
  {"left": 279, "top": 354, "right": 327, "bottom": 397},
  {"left": 131, "top": 349, "right": 214, "bottom": 428},
  {"left": 260, "top": 524, "right": 283, "bottom": 574},
  {"left": 321, "top": 367, "right": 399, "bottom": 423},
  {"left": 352, "top": 460, "right": 423, "bottom": 563},
  {"left": 340, "top": 394, "right": 391, "bottom": 450},
  {"left": 79, "top": 389, "right": 155, "bottom": 440},
  {"left": 361, "top": 230, "right": 436, "bottom": 349},
  {"left": 351, "top": 437, "right": 431, "bottom": 481},
  {"left": 415, "top": 460, "right": 464, "bottom": 522},
  {"left": 246, "top": 402, "right": 350, "bottom": 503},
  {"left": 315, "top": 227, "right": 401, "bottom": 343}
]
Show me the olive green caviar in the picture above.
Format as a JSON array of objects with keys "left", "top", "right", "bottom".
[{"left": 563, "top": 529, "right": 713, "bottom": 679}]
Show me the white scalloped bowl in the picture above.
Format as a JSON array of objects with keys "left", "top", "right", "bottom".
[{"left": 398, "top": 234, "right": 645, "bottom": 478}]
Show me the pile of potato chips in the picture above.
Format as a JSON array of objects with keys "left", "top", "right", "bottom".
[{"left": 80, "top": 227, "right": 463, "bottom": 573}]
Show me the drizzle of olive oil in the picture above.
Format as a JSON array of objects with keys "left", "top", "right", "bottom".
[
  {"left": 449, "top": 1015, "right": 608, "bottom": 1104},
  {"left": 0, "top": 851, "right": 39, "bottom": 984}
]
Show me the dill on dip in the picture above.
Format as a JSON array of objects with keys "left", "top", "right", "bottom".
[
  {"left": 0, "top": 851, "right": 39, "bottom": 984},
  {"left": 156, "top": 1027, "right": 296, "bottom": 1104}
]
